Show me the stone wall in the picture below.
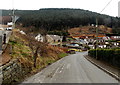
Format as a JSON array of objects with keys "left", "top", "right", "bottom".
[{"left": 0, "top": 59, "right": 31, "bottom": 85}]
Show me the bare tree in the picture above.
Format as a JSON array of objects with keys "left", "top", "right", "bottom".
[
  {"left": 18, "top": 26, "right": 49, "bottom": 67},
  {"left": 38, "top": 26, "right": 48, "bottom": 43},
  {"left": 27, "top": 36, "right": 39, "bottom": 67}
]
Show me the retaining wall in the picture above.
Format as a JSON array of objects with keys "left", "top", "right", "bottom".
[{"left": 0, "top": 59, "right": 31, "bottom": 85}]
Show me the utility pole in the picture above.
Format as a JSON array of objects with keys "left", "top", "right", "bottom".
[
  {"left": 95, "top": 0, "right": 113, "bottom": 60},
  {"left": 12, "top": 8, "right": 15, "bottom": 29},
  {"left": 12, "top": 0, "right": 15, "bottom": 29},
  {"left": 0, "top": 10, "right": 2, "bottom": 51},
  {"left": 95, "top": 18, "right": 98, "bottom": 60}
]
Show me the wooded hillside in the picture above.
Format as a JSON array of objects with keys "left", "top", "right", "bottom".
[{"left": 2, "top": 8, "right": 120, "bottom": 33}]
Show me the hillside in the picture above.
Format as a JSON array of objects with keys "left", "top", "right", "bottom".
[
  {"left": 8, "top": 29, "right": 67, "bottom": 69},
  {"left": 68, "top": 25, "right": 112, "bottom": 37},
  {"left": 1, "top": 29, "right": 68, "bottom": 84},
  {"left": 1, "top": 8, "right": 120, "bottom": 33}
]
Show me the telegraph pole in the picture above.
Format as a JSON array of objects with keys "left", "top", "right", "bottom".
[
  {"left": 12, "top": 9, "right": 15, "bottom": 29},
  {"left": 95, "top": 0, "right": 113, "bottom": 60},
  {"left": 95, "top": 18, "right": 98, "bottom": 60},
  {"left": 12, "top": 0, "right": 15, "bottom": 29}
]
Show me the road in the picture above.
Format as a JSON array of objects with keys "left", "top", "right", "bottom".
[{"left": 21, "top": 52, "right": 118, "bottom": 83}]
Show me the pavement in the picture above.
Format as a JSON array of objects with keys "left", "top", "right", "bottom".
[
  {"left": 0, "top": 30, "right": 12, "bottom": 55},
  {"left": 20, "top": 52, "right": 119, "bottom": 83},
  {"left": 85, "top": 55, "right": 120, "bottom": 81},
  {"left": 0, "top": 30, "right": 12, "bottom": 66}
]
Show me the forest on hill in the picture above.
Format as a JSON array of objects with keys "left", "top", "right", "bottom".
[{"left": 2, "top": 8, "right": 120, "bottom": 34}]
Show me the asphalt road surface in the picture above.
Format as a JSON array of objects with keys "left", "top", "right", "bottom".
[{"left": 21, "top": 52, "right": 118, "bottom": 83}]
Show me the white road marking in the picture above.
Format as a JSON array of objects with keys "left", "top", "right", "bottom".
[{"left": 67, "top": 64, "right": 71, "bottom": 69}]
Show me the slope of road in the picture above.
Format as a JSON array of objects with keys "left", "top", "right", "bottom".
[{"left": 21, "top": 52, "right": 118, "bottom": 83}]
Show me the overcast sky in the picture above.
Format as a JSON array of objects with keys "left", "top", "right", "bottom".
[{"left": 0, "top": 0, "right": 119, "bottom": 17}]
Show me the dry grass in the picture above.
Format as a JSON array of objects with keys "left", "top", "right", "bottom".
[
  {"left": 1, "top": 45, "right": 11, "bottom": 66},
  {"left": 68, "top": 25, "right": 112, "bottom": 37},
  {"left": 9, "top": 29, "right": 67, "bottom": 71}
]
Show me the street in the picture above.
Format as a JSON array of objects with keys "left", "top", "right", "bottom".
[{"left": 21, "top": 52, "right": 118, "bottom": 83}]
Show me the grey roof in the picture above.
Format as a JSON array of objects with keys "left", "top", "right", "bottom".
[{"left": 48, "top": 35, "right": 63, "bottom": 40}]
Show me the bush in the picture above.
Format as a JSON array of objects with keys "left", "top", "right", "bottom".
[{"left": 88, "top": 48, "right": 120, "bottom": 68}]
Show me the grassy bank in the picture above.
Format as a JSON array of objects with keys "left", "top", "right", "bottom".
[{"left": 8, "top": 29, "right": 67, "bottom": 83}]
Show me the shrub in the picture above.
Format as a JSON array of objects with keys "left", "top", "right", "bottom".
[{"left": 88, "top": 48, "right": 120, "bottom": 68}]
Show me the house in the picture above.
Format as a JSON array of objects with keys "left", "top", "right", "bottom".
[
  {"left": 103, "top": 34, "right": 120, "bottom": 48},
  {"left": 0, "top": 16, "right": 12, "bottom": 24},
  {"left": 0, "top": 25, "right": 8, "bottom": 30},
  {"left": 103, "top": 36, "right": 111, "bottom": 41},
  {"left": 111, "top": 36, "right": 120, "bottom": 41},
  {"left": 46, "top": 35, "right": 63, "bottom": 46},
  {"left": 71, "top": 39, "right": 88, "bottom": 45},
  {"left": 0, "top": 16, "right": 12, "bottom": 30},
  {"left": 6, "top": 22, "right": 13, "bottom": 30},
  {"left": 7, "top": 22, "right": 13, "bottom": 26},
  {"left": 35, "top": 34, "right": 44, "bottom": 42},
  {"left": 106, "top": 34, "right": 120, "bottom": 41},
  {"left": 20, "top": 30, "right": 26, "bottom": 35}
]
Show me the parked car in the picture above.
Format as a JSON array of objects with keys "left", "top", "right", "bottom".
[
  {"left": 67, "top": 50, "right": 76, "bottom": 54},
  {"left": 68, "top": 48, "right": 81, "bottom": 52},
  {"left": 81, "top": 48, "right": 87, "bottom": 51}
]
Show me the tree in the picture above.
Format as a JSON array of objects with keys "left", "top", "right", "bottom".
[
  {"left": 27, "top": 36, "right": 39, "bottom": 67},
  {"left": 3, "top": 9, "right": 120, "bottom": 33},
  {"left": 62, "top": 36, "right": 67, "bottom": 42},
  {"left": 39, "top": 27, "right": 48, "bottom": 43}
]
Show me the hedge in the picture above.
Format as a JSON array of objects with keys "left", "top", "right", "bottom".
[{"left": 88, "top": 48, "right": 120, "bottom": 68}]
